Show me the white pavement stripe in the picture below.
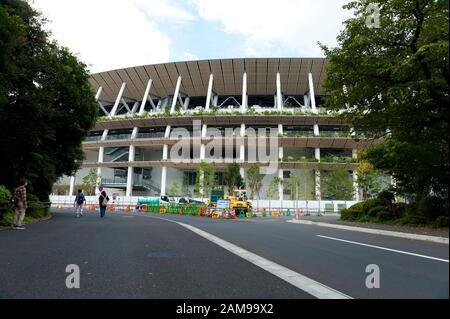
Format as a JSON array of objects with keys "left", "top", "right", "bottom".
[
  {"left": 287, "top": 219, "right": 449, "bottom": 244},
  {"left": 317, "top": 235, "right": 449, "bottom": 263},
  {"left": 145, "top": 215, "right": 352, "bottom": 299}
]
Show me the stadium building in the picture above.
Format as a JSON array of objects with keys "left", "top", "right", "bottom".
[{"left": 56, "top": 58, "right": 380, "bottom": 201}]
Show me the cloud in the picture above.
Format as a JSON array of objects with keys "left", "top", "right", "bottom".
[
  {"left": 181, "top": 52, "right": 199, "bottom": 61},
  {"left": 191, "top": 0, "right": 353, "bottom": 57},
  {"left": 134, "top": 0, "right": 196, "bottom": 22},
  {"left": 32, "top": 0, "right": 172, "bottom": 73}
]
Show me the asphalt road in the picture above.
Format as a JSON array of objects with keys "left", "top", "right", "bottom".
[{"left": 0, "top": 209, "right": 448, "bottom": 299}]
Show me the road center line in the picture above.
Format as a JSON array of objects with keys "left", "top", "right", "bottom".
[
  {"left": 139, "top": 214, "right": 352, "bottom": 299},
  {"left": 317, "top": 235, "right": 449, "bottom": 263}
]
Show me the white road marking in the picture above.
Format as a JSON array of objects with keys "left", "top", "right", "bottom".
[
  {"left": 141, "top": 214, "right": 352, "bottom": 299},
  {"left": 317, "top": 235, "right": 449, "bottom": 263}
]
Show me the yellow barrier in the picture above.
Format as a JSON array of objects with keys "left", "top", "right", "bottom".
[
  {"left": 212, "top": 213, "right": 221, "bottom": 219},
  {"left": 159, "top": 207, "right": 166, "bottom": 214},
  {"left": 271, "top": 211, "right": 280, "bottom": 217}
]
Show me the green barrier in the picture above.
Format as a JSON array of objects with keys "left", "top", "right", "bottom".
[
  {"left": 286, "top": 209, "right": 291, "bottom": 217},
  {"left": 262, "top": 208, "right": 267, "bottom": 217},
  {"left": 147, "top": 204, "right": 160, "bottom": 213}
]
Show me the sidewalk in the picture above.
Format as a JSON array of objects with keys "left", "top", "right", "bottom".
[{"left": 288, "top": 214, "right": 449, "bottom": 243}]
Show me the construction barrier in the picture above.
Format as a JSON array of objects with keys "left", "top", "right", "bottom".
[{"left": 212, "top": 212, "right": 221, "bottom": 219}]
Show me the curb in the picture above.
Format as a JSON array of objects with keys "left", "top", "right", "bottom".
[{"left": 286, "top": 219, "right": 449, "bottom": 244}]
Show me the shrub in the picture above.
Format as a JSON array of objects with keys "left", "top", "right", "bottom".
[
  {"left": 405, "top": 215, "right": 428, "bottom": 225},
  {"left": 394, "top": 202, "right": 408, "bottom": 218},
  {"left": 377, "top": 190, "right": 395, "bottom": 202},
  {"left": 340, "top": 209, "right": 364, "bottom": 221},
  {"left": 0, "top": 185, "right": 12, "bottom": 221},
  {"left": 432, "top": 216, "right": 449, "bottom": 229},
  {"left": 416, "top": 196, "right": 448, "bottom": 222},
  {"left": 0, "top": 185, "right": 11, "bottom": 202},
  {"left": 376, "top": 211, "right": 392, "bottom": 221},
  {"left": 367, "top": 206, "right": 388, "bottom": 217},
  {"left": 26, "top": 194, "right": 50, "bottom": 219},
  {"left": 361, "top": 198, "right": 382, "bottom": 214},
  {"left": 348, "top": 202, "right": 364, "bottom": 212}
]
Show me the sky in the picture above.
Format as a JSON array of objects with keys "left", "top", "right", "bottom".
[{"left": 31, "top": 0, "right": 354, "bottom": 73}]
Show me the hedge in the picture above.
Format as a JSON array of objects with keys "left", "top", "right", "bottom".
[
  {"left": 340, "top": 209, "right": 364, "bottom": 221},
  {"left": 367, "top": 206, "right": 388, "bottom": 217}
]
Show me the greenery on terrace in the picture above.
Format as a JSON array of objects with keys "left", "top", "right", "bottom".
[
  {"left": 280, "top": 156, "right": 355, "bottom": 163},
  {"left": 95, "top": 107, "right": 340, "bottom": 122}
]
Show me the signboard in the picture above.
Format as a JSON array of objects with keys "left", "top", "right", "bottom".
[{"left": 216, "top": 199, "right": 230, "bottom": 210}]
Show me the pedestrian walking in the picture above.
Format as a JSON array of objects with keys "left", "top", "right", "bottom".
[
  {"left": 73, "top": 189, "right": 86, "bottom": 217},
  {"left": 99, "top": 190, "right": 109, "bottom": 218},
  {"left": 12, "top": 177, "right": 27, "bottom": 230}
]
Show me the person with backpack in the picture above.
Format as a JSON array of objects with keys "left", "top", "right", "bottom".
[
  {"left": 98, "top": 190, "right": 109, "bottom": 218},
  {"left": 74, "top": 189, "right": 86, "bottom": 218},
  {"left": 12, "top": 177, "right": 27, "bottom": 230}
]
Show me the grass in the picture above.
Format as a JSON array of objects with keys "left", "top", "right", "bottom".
[
  {"left": 0, "top": 211, "right": 51, "bottom": 229},
  {"left": 340, "top": 214, "right": 435, "bottom": 228}
]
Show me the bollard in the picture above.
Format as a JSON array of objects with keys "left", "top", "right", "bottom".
[
  {"left": 262, "top": 208, "right": 267, "bottom": 217},
  {"left": 286, "top": 209, "right": 291, "bottom": 217}
]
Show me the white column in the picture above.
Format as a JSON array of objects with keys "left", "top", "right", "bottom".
[
  {"left": 160, "top": 167, "right": 167, "bottom": 196},
  {"left": 138, "top": 79, "right": 152, "bottom": 115},
  {"left": 170, "top": 76, "right": 182, "bottom": 114},
  {"left": 314, "top": 124, "right": 320, "bottom": 136},
  {"left": 161, "top": 119, "right": 169, "bottom": 195},
  {"left": 241, "top": 72, "right": 247, "bottom": 113},
  {"left": 278, "top": 169, "right": 284, "bottom": 201},
  {"left": 69, "top": 176, "right": 75, "bottom": 196},
  {"left": 97, "top": 129, "right": 109, "bottom": 185},
  {"left": 95, "top": 87, "right": 110, "bottom": 117},
  {"left": 130, "top": 101, "right": 139, "bottom": 114},
  {"left": 276, "top": 72, "right": 283, "bottom": 111},
  {"left": 125, "top": 127, "right": 139, "bottom": 197},
  {"left": 126, "top": 146, "right": 135, "bottom": 197},
  {"left": 239, "top": 123, "right": 245, "bottom": 178},
  {"left": 205, "top": 74, "right": 214, "bottom": 111},
  {"left": 110, "top": 82, "right": 126, "bottom": 118},
  {"left": 308, "top": 72, "right": 317, "bottom": 113},
  {"left": 200, "top": 124, "right": 207, "bottom": 160},
  {"left": 304, "top": 94, "right": 310, "bottom": 108},
  {"left": 278, "top": 124, "right": 284, "bottom": 200},
  {"left": 352, "top": 149, "right": 360, "bottom": 201},
  {"left": 314, "top": 147, "right": 321, "bottom": 200},
  {"left": 183, "top": 97, "right": 190, "bottom": 111},
  {"left": 95, "top": 86, "right": 103, "bottom": 100},
  {"left": 213, "top": 95, "right": 218, "bottom": 107}
]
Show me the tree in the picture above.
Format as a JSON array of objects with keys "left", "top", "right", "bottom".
[
  {"left": 181, "top": 173, "right": 190, "bottom": 196},
  {"left": 246, "top": 165, "right": 263, "bottom": 200},
  {"left": 266, "top": 177, "right": 282, "bottom": 200},
  {"left": 0, "top": 1, "right": 98, "bottom": 200},
  {"left": 169, "top": 182, "right": 180, "bottom": 196},
  {"left": 81, "top": 168, "right": 98, "bottom": 196},
  {"left": 266, "top": 176, "right": 282, "bottom": 211},
  {"left": 320, "top": 0, "right": 449, "bottom": 201},
  {"left": 194, "top": 161, "right": 215, "bottom": 198},
  {"left": 356, "top": 152, "right": 382, "bottom": 200},
  {"left": 223, "top": 163, "right": 244, "bottom": 194},
  {"left": 321, "top": 169, "right": 354, "bottom": 200},
  {"left": 283, "top": 171, "right": 315, "bottom": 200}
]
